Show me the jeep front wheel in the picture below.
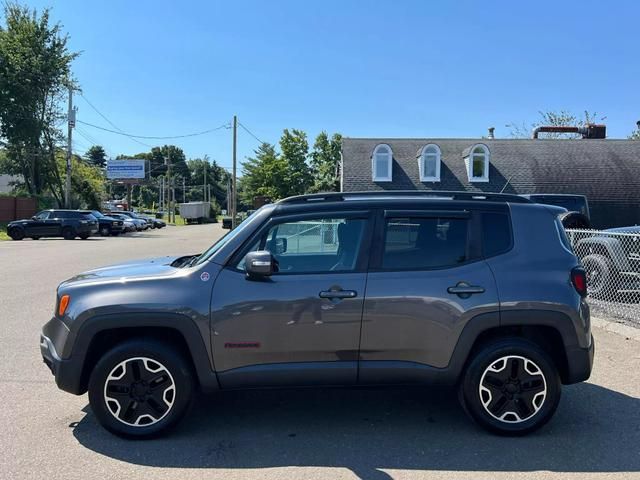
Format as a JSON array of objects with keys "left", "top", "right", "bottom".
[
  {"left": 88, "top": 339, "right": 194, "bottom": 438},
  {"left": 459, "top": 338, "right": 561, "bottom": 436}
]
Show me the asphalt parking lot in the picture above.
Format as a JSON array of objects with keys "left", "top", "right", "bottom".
[{"left": 1, "top": 225, "right": 639, "bottom": 480}]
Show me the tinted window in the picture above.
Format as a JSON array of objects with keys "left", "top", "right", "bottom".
[
  {"left": 238, "top": 217, "right": 366, "bottom": 274},
  {"left": 52, "top": 211, "right": 68, "bottom": 218},
  {"left": 382, "top": 217, "right": 468, "bottom": 269},
  {"left": 482, "top": 212, "right": 512, "bottom": 257},
  {"left": 34, "top": 211, "right": 50, "bottom": 220}
]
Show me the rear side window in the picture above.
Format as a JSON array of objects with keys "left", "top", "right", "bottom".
[
  {"left": 382, "top": 217, "right": 468, "bottom": 269},
  {"left": 482, "top": 212, "right": 512, "bottom": 257}
]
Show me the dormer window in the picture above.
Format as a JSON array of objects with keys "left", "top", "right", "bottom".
[
  {"left": 372, "top": 144, "right": 392, "bottom": 182},
  {"left": 465, "top": 144, "right": 490, "bottom": 182},
  {"left": 418, "top": 144, "right": 441, "bottom": 182}
]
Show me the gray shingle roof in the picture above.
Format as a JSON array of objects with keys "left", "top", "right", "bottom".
[{"left": 341, "top": 138, "right": 640, "bottom": 203}]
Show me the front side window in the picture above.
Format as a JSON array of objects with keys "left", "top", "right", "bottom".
[
  {"left": 238, "top": 217, "right": 366, "bottom": 274},
  {"left": 372, "top": 144, "right": 392, "bottom": 181},
  {"left": 382, "top": 216, "right": 468, "bottom": 269},
  {"left": 419, "top": 144, "right": 441, "bottom": 182},
  {"left": 466, "top": 144, "right": 490, "bottom": 182},
  {"left": 34, "top": 211, "right": 50, "bottom": 220}
]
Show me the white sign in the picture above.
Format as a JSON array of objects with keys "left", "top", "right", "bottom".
[{"left": 106, "top": 159, "right": 146, "bottom": 179}]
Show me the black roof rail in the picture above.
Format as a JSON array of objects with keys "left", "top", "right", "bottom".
[{"left": 278, "top": 191, "right": 532, "bottom": 204}]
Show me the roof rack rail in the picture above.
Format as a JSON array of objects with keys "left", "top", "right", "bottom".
[{"left": 279, "top": 191, "right": 532, "bottom": 204}]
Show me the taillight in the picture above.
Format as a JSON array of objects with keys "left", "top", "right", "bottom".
[{"left": 571, "top": 267, "right": 587, "bottom": 297}]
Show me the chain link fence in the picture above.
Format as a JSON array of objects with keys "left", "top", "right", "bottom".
[{"left": 566, "top": 229, "right": 640, "bottom": 324}]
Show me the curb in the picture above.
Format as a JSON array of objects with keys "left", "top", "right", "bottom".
[{"left": 591, "top": 316, "right": 640, "bottom": 342}]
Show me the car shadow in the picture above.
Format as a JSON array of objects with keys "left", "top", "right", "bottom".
[{"left": 71, "top": 383, "right": 639, "bottom": 479}]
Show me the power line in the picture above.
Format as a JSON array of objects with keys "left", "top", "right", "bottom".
[
  {"left": 238, "top": 121, "right": 265, "bottom": 145},
  {"left": 79, "top": 93, "right": 154, "bottom": 148},
  {"left": 77, "top": 119, "right": 231, "bottom": 140}
]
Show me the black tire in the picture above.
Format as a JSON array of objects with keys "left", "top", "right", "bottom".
[
  {"left": 62, "top": 227, "right": 75, "bottom": 240},
  {"left": 31, "top": 236, "right": 40, "bottom": 240},
  {"left": 8, "top": 227, "right": 24, "bottom": 241},
  {"left": 459, "top": 338, "right": 561, "bottom": 436},
  {"left": 79, "top": 233, "right": 90, "bottom": 240},
  {"left": 582, "top": 254, "right": 614, "bottom": 299},
  {"left": 88, "top": 339, "right": 194, "bottom": 439},
  {"left": 100, "top": 225, "right": 111, "bottom": 237},
  {"left": 111, "top": 232, "right": 120, "bottom": 236}
]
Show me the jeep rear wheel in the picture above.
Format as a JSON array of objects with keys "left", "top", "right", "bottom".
[
  {"left": 100, "top": 225, "right": 111, "bottom": 236},
  {"left": 460, "top": 338, "right": 561, "bottom": 436},
  {"left": 88, "top": 339, "right": 194, "bottom": 438}
]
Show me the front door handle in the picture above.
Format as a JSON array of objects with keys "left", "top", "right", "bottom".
[
  {"left": 447, "top": 282, "right": 485, "bottom": 298},
  {"left": 319, "top": 289, "right": 357, "bottom": 299}
]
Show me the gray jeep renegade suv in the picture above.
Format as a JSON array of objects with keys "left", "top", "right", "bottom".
[{"left": 40, "top": 191, "right": 594, "bottom": 438}]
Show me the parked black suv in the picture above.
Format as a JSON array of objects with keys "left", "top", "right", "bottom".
[
  {"left": 41, "top": 192, "right": 593, "bottom": 437},
  {"left": 8, "top": 209, "right": 98, "bottom": 240},
  {"left": 87, "top": 210, "right": 126, "bottom": 237}
]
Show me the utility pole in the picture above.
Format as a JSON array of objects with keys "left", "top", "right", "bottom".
[
  {"left": 182, "top": 177, "right": 186, "bottom": 203},
  {"left": 203, "top": 160, "right": 207, "bottom": 202},
  {"left": 165, "top": 154, "right": 172, "bottom": 223},
  {"left": 231, "top": 115, "right": 237, "bottom": 228},
  {"left": 65, "top": 85, "right": 75, "bottom": 208},
  {"left": 158, "top": 176, "right": 162, "bottom": 212}
]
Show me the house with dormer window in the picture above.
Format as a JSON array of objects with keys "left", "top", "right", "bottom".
[{"left": 340, "top": 130, "right": 640, "bottom": 228}]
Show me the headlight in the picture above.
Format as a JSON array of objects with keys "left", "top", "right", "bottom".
[{"left": 79, "top": 220, "right": 87, "bottom": 224}]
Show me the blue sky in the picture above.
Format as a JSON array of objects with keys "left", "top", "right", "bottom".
[{"left": 24, "top": 0, "right": 640, "bottom": 171}]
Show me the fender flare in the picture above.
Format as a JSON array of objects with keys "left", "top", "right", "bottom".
[{"left": 70, "top": 312, "right": 219, "bottom": 393}]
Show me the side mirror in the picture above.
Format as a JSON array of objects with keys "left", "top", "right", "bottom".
[
  {"left": 245, "top": 251, "right": 276, "bottom": 279},
  {"left": 275, "top": 237, "right": 287, "bottom": 254},
  {"left": 32, "top": 216, "right": 38, "bottom": 220}
]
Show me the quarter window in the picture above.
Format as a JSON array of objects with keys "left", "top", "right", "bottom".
[
  {"left": 418, "top": 144, "right": 441, "bottom": 182},
  {"left": 372, "top": 144, "right": 392, "bottom": 182},
  {"left": 382, "top": 216, "right": 469, "bottom": 269},
  {"left": 482, "top": 212, "right": 512, "bottom": 257},
  {"left": 238, "top": 217, "right": 366, "bottom": 274}
]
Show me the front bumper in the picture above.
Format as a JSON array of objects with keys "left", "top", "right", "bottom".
[
  {"left": 40, "top": 333, "right": 84, "bottom": 395},
  {"left": 564, "top": 334, "right": 595, "bottom": 384},
  {"left": 40, "top": 316, "right": 84, "bottom": 395}
]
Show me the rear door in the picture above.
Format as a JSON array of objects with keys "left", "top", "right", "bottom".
[
  {"left": 210, "top": 211, "right": 373, "bottom": 388},
  {"left": 359, "top": 208, "right": 500, "bottom": 383}
]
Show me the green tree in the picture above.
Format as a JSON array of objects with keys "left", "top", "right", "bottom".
[
  {"left": 84, "top": 145, "right": 107, "bottom": 168},
  {"left": 54, "top": 152, "right": 104, "bottom": 209},
  {"left": 630, "top": 122, "right": 640, "bottom": 140},
  {"left": 280, "top": 128, "right": 311, "bottom": 195},
  {"left": 241, "top": 142, "right": 288, "bottom": 202},
  {"left": 309, "top": 132, "right": 342, "bottom": 192},
  {"left": 0, "top": 2, "right": 78, "bottom": 202},
  {"left": 507, "top": 110, "right": 605, "bottom": 139}
]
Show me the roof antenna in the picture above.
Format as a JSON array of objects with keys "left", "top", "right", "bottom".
[{"left": 499, "top": 173, "right": 513, "bottom": 194}]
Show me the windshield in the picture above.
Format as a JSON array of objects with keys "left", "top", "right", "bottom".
[
  {"left": 91, "top": 210, "right": 105, "bottom": 219},
  {"left": 193, "top": 209, "right": 264, "bottom": 266}
]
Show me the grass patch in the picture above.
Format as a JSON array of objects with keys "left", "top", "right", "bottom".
[{"left": 0, "top": 223, "right": 10, "bottom": 241}]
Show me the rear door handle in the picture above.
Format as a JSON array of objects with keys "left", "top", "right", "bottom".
[
  {"left": 447, "top": 282, "right": 485, "bottom": 298},
  {"left": 319, "top": 289, "right": 357, "bottom": 299}
]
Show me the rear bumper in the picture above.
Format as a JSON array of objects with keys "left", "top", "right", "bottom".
[{"left": 564, "top": 334, "right": 595, "bottom": 384}]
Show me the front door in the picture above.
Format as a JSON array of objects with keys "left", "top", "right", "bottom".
[
  {"left": 28, "top": 211, "right": 51, "bottom": 236},
  {"left": 211, "top": 213, "right": 371, "bottom": 388},
  {"left": 359, "top": 210, "right": 500, "bottom": 383}
]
